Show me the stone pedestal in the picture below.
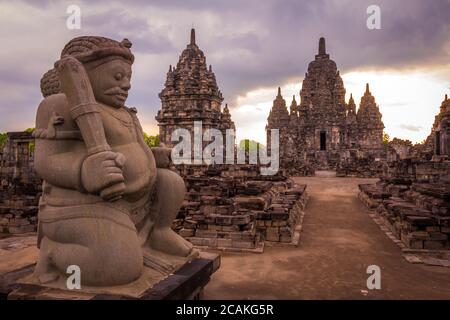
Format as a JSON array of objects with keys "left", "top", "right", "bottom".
[{"left": 5, "top": 252, "right": 219, "bottom": 300}]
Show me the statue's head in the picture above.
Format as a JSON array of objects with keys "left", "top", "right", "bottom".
[{"left": 41, "top": 36, "right": 134, "bottom": 108}]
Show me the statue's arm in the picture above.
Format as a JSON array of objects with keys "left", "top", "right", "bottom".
[
  {"left": 35, "top": 96, "right": 125, "bottom": 196},
  {"left": 34, "top": 139, "right": 86, "bottom": 191},
  {"left": 34, "top": 96, "right": 85, "bottom": 190}
]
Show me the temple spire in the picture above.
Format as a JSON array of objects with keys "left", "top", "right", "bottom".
[
  {"left": 319, "top": 37, "right": 326, "bottom": 55},
  {"left": 365, "top": 83, "right": 370, "bottom": 94},
  {"left": 190, "top": 28, "right": 196, "bottom": 45},
  {"left": 277, "top": 86, "right": 282, "bottom": 97}
]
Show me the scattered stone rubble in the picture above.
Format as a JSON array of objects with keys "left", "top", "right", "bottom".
[
  {"left": 359, "top": 181, "right": 450, "bottom": 250},
  {"left": 171, "top": 164, "right": 308, "bottom": 252},
  {"left": 359, "top": 95, "right": 450, "bottom": 252},
  {"left": 0, "top": 132, "right": 40, "bottom": 234},
  {"left": 336, "top": 151, "right": 384, "bottom": 178}
]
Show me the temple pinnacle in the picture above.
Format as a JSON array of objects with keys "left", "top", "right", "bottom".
[
  {"left": 190, "top": 28, "right": 196, "bottom": 45},
  {"left": 319, "top": 37, "right": 326, "bottom": 55}
]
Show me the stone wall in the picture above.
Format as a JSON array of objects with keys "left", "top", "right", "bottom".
[
  {"left": 171, "top": 164, "right": 308, "bottom": 252},
  {"left": 0, "top": 132, "right": 40, "bottom": 234},
  {"left": 359, "top": 178, "right": 450, "bottom": 251},
  {"left": 358, "top": 96, "right": 450, "bottom": 251},
  {"left": 336, "top": 149, "right": 384, "bottom": 178}
]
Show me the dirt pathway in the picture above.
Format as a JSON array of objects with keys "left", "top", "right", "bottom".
[{"left": 204, "top": 173, "right": 450, "bottom": 299}]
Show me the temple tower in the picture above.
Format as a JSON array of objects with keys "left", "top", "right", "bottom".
[
  {"left": 266, "top": 38, "right": 385, "bottom": 172},
  {"left": 356, "top": 83, "right": 384, "bottom": 152},
  {"left": 156, "top": 29, "right": 235, "bottom": 147}
]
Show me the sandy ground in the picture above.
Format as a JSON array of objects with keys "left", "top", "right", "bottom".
[{"left": 204, "top": 172, "right": 450, "bottom": 299}]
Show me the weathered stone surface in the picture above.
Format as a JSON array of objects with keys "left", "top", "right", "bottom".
[
  {"left": 0, "top": 132, "right": 41, "bottom": 235},
  {"left": 359, "top": 95, "right": 450, "bottom": 252},
  {"left": 171, "top": 164, "right": 308, "bottom": 251},
  {"left": 25, "top": 35, "right": 203, "bottom": 290}
]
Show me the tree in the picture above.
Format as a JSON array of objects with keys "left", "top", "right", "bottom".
[
  {"left": 143, "top": 133, "right": 160, "bottom": 148},
  {"left": 0, "top": 133, "right": 6, "bottom": 149},
  {"left": 25, "top": 128, "right": 35, "bottom": 153},
  {"left": 239, "top": 139, "right": 264, "bottom": 152}
]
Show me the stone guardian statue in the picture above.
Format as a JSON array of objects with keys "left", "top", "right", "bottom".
[{"left": 33, "top": 36, "right": 196, "bottom": 287}]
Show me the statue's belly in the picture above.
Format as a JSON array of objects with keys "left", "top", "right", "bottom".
[{"left": 112, "top": 142, "right": 155, "bottom": 198}]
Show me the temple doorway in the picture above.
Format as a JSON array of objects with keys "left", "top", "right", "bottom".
[
  {"left": 320, "top": 131, "right": 326, "bottom": 150},
  {"left": 435, "top": 131, "right": 441, "bottom": 155}
]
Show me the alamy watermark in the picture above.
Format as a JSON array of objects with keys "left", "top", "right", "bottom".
[
  {"left": 366, "top": 265, "right": 381, "bottom": 290},
  {"left": 66, "top": 265, "right": 81, "bottom": 290},
  {"left": 171, "top": 121, "right": 280, "bottom": 175},
  {"left": 366, "top": 5, "right": 381, "bottom": 30},
  {"left": 66, "top": 4, "right": 81, "bottom": 30}
]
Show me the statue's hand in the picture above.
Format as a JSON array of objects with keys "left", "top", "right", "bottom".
[
  {"left": 81, "top": 151, "right": 126, "bottom": 200},
  {"left": 56, "top": 55, "right": 94, "bottom": 102},
  {"left": 151, "top": 147, "right": 172, "bottom": 168}
]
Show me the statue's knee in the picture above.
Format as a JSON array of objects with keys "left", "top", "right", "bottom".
[
  {"left": 43, "top": 220, "right": 143, "bottom": 286},
  {"left": 81, "top": 231, "right": 142, "bottom": 286},
  {"left": 156, "top": 168, "right": 185, "bottom": 196}
]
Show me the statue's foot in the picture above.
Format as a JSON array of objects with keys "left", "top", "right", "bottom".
[
  {"left": 149, "top": 227, "right": 193, "bottom": 257},
  {"left": 34, "top": 240, "right": 60, "bottom": 284},
  {"left": 37, "top": 270, "right": 60, "bottom": 284}
]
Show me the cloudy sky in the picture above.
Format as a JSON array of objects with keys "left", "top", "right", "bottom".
[{"left": 0, "top": 0, "right": 449, "bottom": 143}]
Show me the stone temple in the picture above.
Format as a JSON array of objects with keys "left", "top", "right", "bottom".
[
  {"left": 266, "top": 37, "right": 385, "bottom": 174},
  {"left": 154, "top": 29, "right": 308, "bottom": 252},
  {"left": 156, "top": 29, "right": 235, "bottom": 149}
]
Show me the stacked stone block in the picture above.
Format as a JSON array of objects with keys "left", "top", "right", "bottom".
[
  {"left": 171, "top": 164, "right": 308, "bottom": 251},
  {"left": 0, "top": 196, "right": 38, "bottom": 234},
  {"left": 0, "top": 132, "right": 41, "bottom": 234}
]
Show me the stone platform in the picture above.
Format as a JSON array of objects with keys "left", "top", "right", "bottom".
[
  {"left": 172, "top": 164, "right": 309, "bottom": 252},
  {"left": 359, "top": 181, "right": 450, "bottom": 266},
  {"left": 0, "top": 234, "right": 220, "bottom": 300}
]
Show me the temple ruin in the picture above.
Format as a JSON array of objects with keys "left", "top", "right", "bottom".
[
  {"left": 266, "top": 37, "right": 385, "bottom": 176},
  {"left": 156, "top": 30, "right": 309, "bottom": 251},
  {"left": 359, "top": 95, "right": 450, "bottom": 252},
  {"left": 0, "top": 132, "right": 39, "bottom": 234},
  {"left": 156, "top": 29, "right": 235, "bottom": 148}
]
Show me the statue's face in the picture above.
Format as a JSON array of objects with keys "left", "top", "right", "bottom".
[{"left": 87, "top": 59, "right": 132, "bottom": 108}]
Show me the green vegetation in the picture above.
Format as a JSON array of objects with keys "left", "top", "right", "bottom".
[
  {"left": 239, "top": 139, "right": 264, "bottom": 152},
  {"left": 25, "top": 128, "right": 36, "bottom": 153},
  {"left": 143, "top": 133, "right": 160, "bottom": 148},
  {"left": 0, "top": 133, "right": 7, "bottom": 149}
]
